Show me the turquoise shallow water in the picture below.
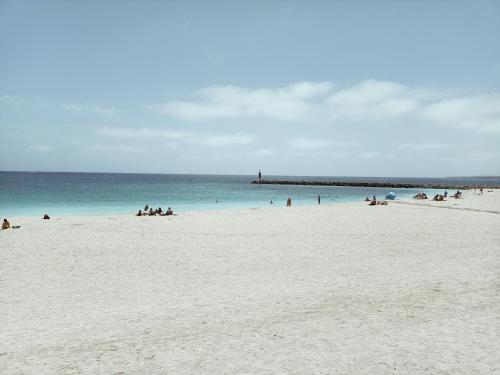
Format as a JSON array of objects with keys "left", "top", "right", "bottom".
[{"left": 1, "top": 172, "right": 497, "bottom": 216}]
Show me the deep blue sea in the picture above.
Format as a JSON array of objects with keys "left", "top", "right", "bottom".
[{"left": 1, "top": 172, "right": 499, "bottom": 216}]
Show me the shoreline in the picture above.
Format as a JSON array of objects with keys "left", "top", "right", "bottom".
[
  {"left": 4, "top": 201, "right": 363, "bottom": 222},
  {"left": 3, "top": 188, "right": 498, "bottom": 220}
]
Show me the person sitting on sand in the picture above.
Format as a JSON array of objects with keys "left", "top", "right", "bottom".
[
  {"left": 2, "top": 218, "right": 11, "bottom": 230},
  {"left": 157, "top": 207, "right": 163, "bottom": 215},
  {"left": 369, "top": 198, "right": 377, "bottom": 206},
  {"left": 149, "top": 208, "right": 155, "bottom": 216},
  {"left": 136, "top": 210, "right": 142, "bottom": 216},
  {"left": 166, "top": 207, "right": 173, "bottom": 216},
  {"left": 43, "top": 214, "right": 50, "bottom": 220},
  {"left": 365, "top": 196, "right": 370, "bottom": 201},
  {"left": 286, "top": 197, "right": 292, "bottom": 207}
]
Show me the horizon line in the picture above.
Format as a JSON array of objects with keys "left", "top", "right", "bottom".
[{"left": 1, "top": 170, "right": 499, "bottom": 180}]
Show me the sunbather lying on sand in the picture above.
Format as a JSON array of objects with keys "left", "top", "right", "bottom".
[{"left": 369, "top": 199, "right": 387, "bottom": 206}]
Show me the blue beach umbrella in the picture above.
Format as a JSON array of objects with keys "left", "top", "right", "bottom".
[{"left": 385, "top": 192, "right": 396, "bottom": 200}]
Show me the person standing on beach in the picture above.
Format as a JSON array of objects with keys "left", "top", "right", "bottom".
[
  {"left": 287, "top": 197, "right": 292, "bottom": 207},
  {"left": 318, "top": 195, "right": 321, "bottom": 205},
  {"left": 258, "top": 170, "right": 262, "bottom": 183}
]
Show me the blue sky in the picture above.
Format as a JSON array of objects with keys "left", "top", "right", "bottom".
[{"left": 1, "top": 0, "right": 499, "bottom": 177}]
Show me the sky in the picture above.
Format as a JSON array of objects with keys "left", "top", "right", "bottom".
[{"left": 1, "top": 0, "right": 499, "bottom": 177}]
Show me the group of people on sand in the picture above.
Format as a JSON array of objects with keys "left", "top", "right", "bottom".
[
  {"left": 414, "top": 189, "right": 465, "bottom": 201},
  {"left": 413, "top": 193, "right": 428, "bottom": 200},
  {"left": 433, "top": 190, "right": 463, "bottom": 200},
  {"left": 136, "top": 204, "right": 174, "bottom": 217},
  {"left": 365, "top": 195, "right": 388, "bottom": 206}
]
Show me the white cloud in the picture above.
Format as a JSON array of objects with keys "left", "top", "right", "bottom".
[
  {"left": 7, "top": 81, "right": 500, "bottom": 136},
  {"left": 92, "top": 80, "right": 500, "bottom": 138},
  {"left": 397, "top": 143, "right": 453, "bottom": 151},
  {"left": 195, "top": 134, "right": 255, "bottom": 146},
  {"left": 328, "top": 79, "right": 425, "bottom": 121},
  {"left": 421, "top": 94, "right": 500, "bottom": 134},
  {"left": 150, "top": 81, "right": 333, "bottom": 122},
  {"left": 287, "top": 138, "right": 362, "bottom": 150},
  {"left": 86, "top": 144, "right": 144, "bottom": 153},
  {"left": 147, "top": 79, "right": 445, "bottom": 126},
  {"left": 0, "top": 95, "right": 20, "bottom": 104},
  {"left": 97, "top": 126, "right": 256, "bottom": 147},
  {"left": 0, "top": 95, "right": 121, "bottom": 115},
  {"left": 60, "top": 104, "right": 119, "bottom": 115},
  {"left": 97, "top": 126, "right": 192, "bottom": 140},
  {"left": 326, "top": 80, "right": 500, "bottom": 134}
]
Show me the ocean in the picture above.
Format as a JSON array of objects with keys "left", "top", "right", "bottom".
[{"left": 1, "top": 171, "right": 498, "bottom": 216}]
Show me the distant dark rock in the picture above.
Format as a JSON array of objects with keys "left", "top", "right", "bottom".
[{"left": 250, "top": 180, "right": 493, "bottom": 190}]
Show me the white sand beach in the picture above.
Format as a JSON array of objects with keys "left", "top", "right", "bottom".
[{"left": 1, "top": 190, "right": 499, "bottom": 374}]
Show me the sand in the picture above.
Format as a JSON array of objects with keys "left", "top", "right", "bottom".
[{"left": 1, "top": 190, "right": 499, "bottom": 374}]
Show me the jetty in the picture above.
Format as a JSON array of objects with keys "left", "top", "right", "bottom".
[{"left": 251, "top": 179, "right": 490, "bottom": 190}]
